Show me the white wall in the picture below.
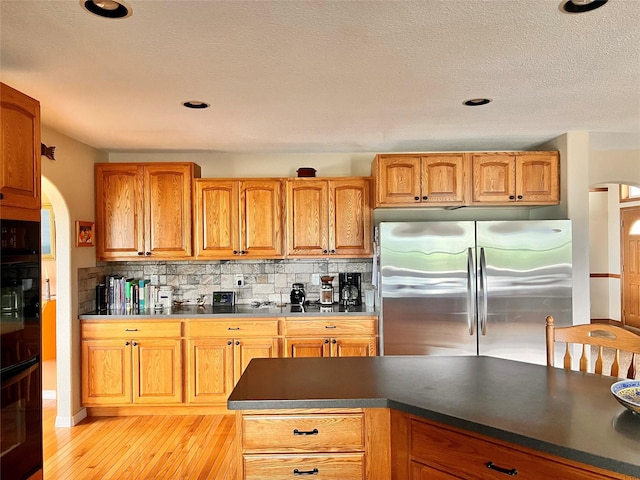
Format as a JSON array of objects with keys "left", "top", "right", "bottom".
[
  {"left": 588, "top": 149, "right": 640, "bottom": 323},
  {"left": 108, "top": 151, "right": 376, "bottom": 177},
  {"left": 590, "top": 149, "right": 640, "bottom": 185},
  {"left": 540, "top": 133, "right": 591, "bottom": 325},
  {"left": 41, "top": 125, "right": 107, "bottom": 426}
]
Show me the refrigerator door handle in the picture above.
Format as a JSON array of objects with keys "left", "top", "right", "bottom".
[
  {"left": 479, "top": 247, "right": 488, "bottom": 335},
  {"left": 466, "top": 247, "right": 475, "bottom": 335}
]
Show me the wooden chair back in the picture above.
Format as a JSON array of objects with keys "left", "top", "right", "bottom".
[{"left": 545, "top": 315, "right": 640, "bottom": 379}]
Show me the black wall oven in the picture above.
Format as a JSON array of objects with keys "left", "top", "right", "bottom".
[{"left": 1, "top": 219, "right": 42, "bottom": 479}]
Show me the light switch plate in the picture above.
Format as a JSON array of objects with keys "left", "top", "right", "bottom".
[{"left": 312, "top": 274, "right": 320, "bottom": 285}]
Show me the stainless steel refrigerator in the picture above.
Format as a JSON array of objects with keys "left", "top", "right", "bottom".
[{"left": 379, "top": 220, "right": 572, "bottom": 365}]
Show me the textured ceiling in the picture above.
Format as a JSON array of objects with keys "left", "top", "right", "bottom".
[{"left": 1, "top": 0, "right": 639, "bottom": 153}]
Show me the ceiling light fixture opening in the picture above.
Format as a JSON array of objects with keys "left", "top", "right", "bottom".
[
  {"left": 80, "top": 0, "right": 132, "bottom": 19},
  {"left": 463, "top": 98, "right": 491, "bottom": 107},
  {"left": 183, "top": 101, "right": 210, "bottom": 109},
  {"left": 559, "top": 0, "right": 608, "bottom": 14}
]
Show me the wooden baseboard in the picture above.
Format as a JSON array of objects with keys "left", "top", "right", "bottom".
[
  {"left": 86, "top": 404, "right": 233, "bottom": 416},
  {"left": 590, "top": 319, "right": 622, "bottom": 326}
]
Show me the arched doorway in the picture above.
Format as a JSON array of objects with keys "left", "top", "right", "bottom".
[{"left": 41, "top": 176, "right": 76, "bottom": 426}]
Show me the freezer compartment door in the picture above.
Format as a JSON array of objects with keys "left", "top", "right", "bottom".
[
  {"left": 476, "top": 220, "right": 572, "bottom": 365},
  {"left": 380, "top": 222, "right": 477, "bottom": 356}
]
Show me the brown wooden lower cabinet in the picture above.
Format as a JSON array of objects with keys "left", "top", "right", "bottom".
[
  {"left": 80, "top": 315, "right": 378, "bottom": 413},
  {"left": 236, "top": 408, "right": 390, "bottom": 480},
  {"left": 284, "top": 317, "right": 378, "bottom": 358},
  {"left": 392, "top": 410, "right": 630, "bottom": 480},
  {"left": 81, "top": 321, "right": 183, "bottom": 406},
  {"left": 236, "top": 408, "right": 634, "bottom": 480}
]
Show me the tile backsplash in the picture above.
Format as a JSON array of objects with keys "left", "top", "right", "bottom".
[{"left": 78, "top": 259, "right": 374, "bottom": 314}]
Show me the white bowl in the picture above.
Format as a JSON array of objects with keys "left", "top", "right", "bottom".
[{"left": 611, "top": 380, "right": 640, "bottom": 415}]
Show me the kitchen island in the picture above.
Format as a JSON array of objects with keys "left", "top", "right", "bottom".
[{"left": 228, "top": 355, "right": 640, "bottom": 479}]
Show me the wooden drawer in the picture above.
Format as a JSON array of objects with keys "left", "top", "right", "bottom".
[
  {"left": 187, "top": 319, "right": 279, "bottom": 338},
  {"left": 242, "top": 414, "right": 364, "bottom": 452},
  {"left": 243, "top": 453, "right": 364, "bottom": 480},
  {"left": 285, "top": 318, "right": 376, "bottom": 337},
  {"left": 411, "top": 419, "right": 622, "bottom": 480},
  {"left": 81, "top": 321, "right": 181, "bottom": 339}
]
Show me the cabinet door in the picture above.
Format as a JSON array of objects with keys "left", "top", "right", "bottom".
[
  {"left": 330, "top": 179, "right": 372, "bottom": 256},
  {"left": 471, "top": 154, "right": 516, "bottom": 203},
  {"left": 144, "top": 164, "right": 193, "bottom": 258},
  {"left": 95, "top": 164, "right": 144, "bottom": 259},
  {"left": 0, "top": 83, "right": 41, "bottom": 217},
  {"left": 331, "top": 337, "right": 377, "bottom": 357},
  {"left": 133, "top": 338, "right": 182, "bottom": 404},
  {"left": 81, "top": 339, "right": 132, "bottom": 405},
  {"left": 375, "top": 155, "right": 422, "bottom": 205},
  {"left": 287, "top": 180, "right": 329, "bottom": 256},
  {"left": 421, "top": 154, "right": 467, "bottom": 205},
  {"left": 186, "top": 338, "right": 234, "bottom": 404},
  {"left": 516, "top": 152, "right": 559, "bottom": 204},
  {"left": 240, "top": 180, "right": 283, "bottom": 258},
  {"left": 234, "top": 337, "right": 280, "bottom": 380},
  {"left": 284, "top": 337, "right": 331, "bottom": 358},
  {"left": 195, "top": 179, "right": 239, "bottom": 258}
]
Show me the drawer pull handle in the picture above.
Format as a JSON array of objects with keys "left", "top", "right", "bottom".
[
  {"left": 227, "top": 327, "right": 240, "bottom": 330},
  {"left": 293, "top": 468, "right": 319, "bottom": 476},
  {"left": 293, "top": 428, "right": 318, "bottom": 436},
  {"left": 324, "top": 325, "right": 337, "bottom": 329},
  {"left": 486, "top": 461, "right": 518, "bottom": 476},
  {"left": 125, "top": 328, "right": 139, "bottom": 332}
]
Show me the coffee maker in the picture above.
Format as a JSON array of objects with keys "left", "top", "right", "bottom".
[
  {"left": 290, "top": 283, "right": 306, "bottom": 305},
  {"left": 338, "top": 273, "right": 362, "bottom": 306}
]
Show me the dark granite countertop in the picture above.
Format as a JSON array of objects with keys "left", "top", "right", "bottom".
[
  {"left": 227, "top": 355, "right": 640, "bottom": 477},
  {"left": 79, "top": 303, "right": 377, "bottom": 319}
]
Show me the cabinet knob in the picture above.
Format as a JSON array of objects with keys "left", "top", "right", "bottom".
[
  {"left": 137, "top": 252, "right": 144, "bottom": 256},
  {"left": 509, "top": 195, "right": 515, "bottom": 200},
  {"left": 330, "top": 249, "right": 335, "bottom": 254},
  {"left": 422, "top": 196, "right": 428, "bottom": 200},
  {"left": 324, "top": 339, "right": 329, "bottom": 344},
  {"left": 0, "top": 193, "right": 3, "bottom": 200},
  {"left": 235, "top": 340, "right": 240, "bottom": 345},
  {"left": 517, "top": 195, "right": 523, "bottom": 200},
  {"left": 332, "top": 339, "right": 337, "bottom": 344},
  {"left": 132, "top": 341, "right": 138, "bottom": 346},
  {"left": 233, "top": 250, "right": 239, "bottom": 255},
  {"left": 322, "top": 250, "right": 328, "bottom": 254},
  {"left": 227, "top": 340, "right": 232, "bottom": 346},
  {"left": 125, "top": 341, "right": 130, "bottom": 346},
  {"left": 414, "top": 196, "right": 420, "bottom": 201},
  {"left": 145, "top": 252, "right": 151, "bottom": 256}
]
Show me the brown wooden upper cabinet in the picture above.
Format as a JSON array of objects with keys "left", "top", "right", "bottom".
[
  {"left": 471, "top": 151, "right": 559, "bottom": 205},
  {"left": 373, "top": 153, "right": 469, "bottom": 207},
  {"left": 95, "top": 163, "right": 200, "bottom": 260},
  {"left": 287, "top": 177, "right": 372, "bottom": 257},
  {"left": 0, "top": 83, "right": 41, "bottom": 221},
  {"left": 194, "top": 179, "right": 284, "bottom": 259}
]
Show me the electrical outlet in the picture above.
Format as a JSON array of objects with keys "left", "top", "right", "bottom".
[
  {"left": 312, "top": 274, "right": 320, "bottom": 285},
  {"left": 234, "top": 274, "right": 244, "bottom": 287}
]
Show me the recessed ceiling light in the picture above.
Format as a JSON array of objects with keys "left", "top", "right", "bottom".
[
  {"left": 80, "top": 0, "right": 132, "bottom": 19},
  {"left": 463, "top": 98, "right": 491, "bottom": 107},
  {"left": 559, "top": 0, "right": 608, "bottom": 14},
  {"left": 183, "top": 101, "right": 210, "bottom": 109}
]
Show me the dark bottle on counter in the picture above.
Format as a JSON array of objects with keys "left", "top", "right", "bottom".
[{"left": 95, "top": 284, "right": 107, "bottom": 313}]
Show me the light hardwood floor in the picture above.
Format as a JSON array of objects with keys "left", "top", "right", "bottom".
[{"left": 43, "top": 400, "right": 237, "bottom": 479}]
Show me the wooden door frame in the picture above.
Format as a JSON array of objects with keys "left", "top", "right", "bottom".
[{"left": 621, "top": 205, "right": 640, "bottom": 328}]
